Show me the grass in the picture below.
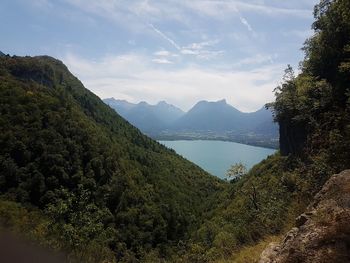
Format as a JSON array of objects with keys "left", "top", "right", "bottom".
[{"left": 215, "top": 235, "right": 282, "bottom": 263}]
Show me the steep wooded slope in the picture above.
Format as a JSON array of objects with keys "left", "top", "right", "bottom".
[{"left": 0, "top": 55, "right": 225, "bottom": 262}]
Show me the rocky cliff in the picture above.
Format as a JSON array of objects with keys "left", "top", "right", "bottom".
[{"left": 259, "top": 170, "right": 350, "bottom": 263}]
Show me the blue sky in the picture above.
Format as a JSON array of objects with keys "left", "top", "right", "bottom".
[{"left": 1, "top": 0, "right": 318, "bottom": 111}]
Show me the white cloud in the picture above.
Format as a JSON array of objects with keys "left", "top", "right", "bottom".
[
  {"left": 180, "top": 40, "right": 224, "bottom": 60},
  {"left": 181, "top": 0, "right": 312, "bottom": 19},
  {"left": 62, "top": 0, "right": 313, "bottom": 41},
  {"left": 57, "top": 0, "right": 314, "bottom": 66},
  {"left": 148, "top": 32, "right": 223, "bottom": 61},
  {"left": 184, "top": 40, "right": 220, "bottom": 50},
  {"left": 233, "top": 54, "right": 277, "bottom": 67},
  {"left": 181, "top": 49, "right": 224, "bottom": 60},
  {"left": 154, "top": 50, "right": 172, "bottom": 56},
  {"left": 152, "top": 58, "right": 173, "bottom": 64},
  {"left": 152, "top": 50, "right": 178, "bottom": 63},
  {"left": 233, "top": 1, "right": 312, "bottom": 18},
  {"left": 62, "top": 53, "right": 284, "bottom": 112},
  {"left": 239, "top": 16, "right": 254, "bottom": 33},
  {"left": 180, "top": 49, "right": 197, "bottom": 55},
  {"left": 64, "top": 0, "right": 313, "bottom": 24}
]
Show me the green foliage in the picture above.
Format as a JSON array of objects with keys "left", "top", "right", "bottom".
[
  {"left": 0, "top": 55, "right": 225, "bottom": 262},
  {"left": 272, "top": 0, "right": 350, "bottom": 167},
  {"left": 178, "top": 154, "right": 296, "bottom": 262}
]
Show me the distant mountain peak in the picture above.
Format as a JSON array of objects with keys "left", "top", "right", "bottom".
[
  {"left": 156, "top": 101, "right": 184, "bottom": 112},
  {"left": 196, "top": 99, "right": 227, "bottom": 105},
  {"left": 192, "top": 99, "right": 234, "bottom": 112},
  {"left": 104, "top": 97, "right": 130, "bottom": 104},
  {"left": 116, "top": 99, "right": 130, "bottom": 103},
  {"left": 104, "top": 98, "right": 185, "bottom": 131},
  {"left": 157, "top": 100, "right": 177, "bottom": 108},
  {"left": 138, "top": 101, "right": 149, "bottom": 106},
  {"left": 0, "top": 51, "right": 6, "bottom": 57}
]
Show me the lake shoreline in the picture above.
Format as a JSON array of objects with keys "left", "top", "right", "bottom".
[
  {"left": 155, "top": 136, "right": 279, "bottom": 150},
  {"left": 159, "top": 140, "right": 276, "bottom": 178}
]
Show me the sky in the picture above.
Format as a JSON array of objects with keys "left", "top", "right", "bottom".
[{"left": 0, "top": 0, "right": 319, "bottom": 112}]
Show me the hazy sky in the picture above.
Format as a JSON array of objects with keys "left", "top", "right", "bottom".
[{"left": 1, "top": 0, "right": 318, "bottom": 112}]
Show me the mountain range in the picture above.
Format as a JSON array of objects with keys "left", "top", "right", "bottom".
[
  {"left": 103, "top": 98, "right": 185, "bottom": 134},
  {"left": 104, "top": 98, "right": 279, "bottom": 148}
]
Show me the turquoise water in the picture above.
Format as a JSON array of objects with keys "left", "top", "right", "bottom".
[{"left": 160, "top": 140, "right": 276, "bottom": 179}]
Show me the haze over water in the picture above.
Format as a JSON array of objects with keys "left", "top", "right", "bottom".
[{"left": 160, "top": 140, "right": 276, "bottom": 179}]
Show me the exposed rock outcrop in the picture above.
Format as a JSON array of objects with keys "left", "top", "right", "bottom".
[{"left": 259, "top": 170, "right": 350, "bottom": 263}]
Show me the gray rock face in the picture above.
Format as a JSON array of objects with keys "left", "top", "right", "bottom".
[{"left": 259, "top": 170, "right": 350, "bottom": 263}]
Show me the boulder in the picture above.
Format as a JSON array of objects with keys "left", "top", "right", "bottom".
[{"left": 259, "top": 170, "right": 350, "bottom": 263}]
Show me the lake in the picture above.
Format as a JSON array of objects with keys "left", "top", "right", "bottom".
[{"left": 160, "top": 140, "right": 276, "bottom": 179}]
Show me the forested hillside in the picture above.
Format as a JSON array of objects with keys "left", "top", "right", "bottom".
[
  {"left": 0, "top": 0, "right": 349, "bottom": 262},
  {"left": 0, "top": 55, "right": 225, "bottom": 262}
]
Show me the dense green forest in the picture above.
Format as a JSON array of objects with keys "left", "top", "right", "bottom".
[
  {"left": 0, "top": 54, "right": 225, "bottom": 262},
  {"left": 0, "top": 0, "right": 349, "bottom": 262}
]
